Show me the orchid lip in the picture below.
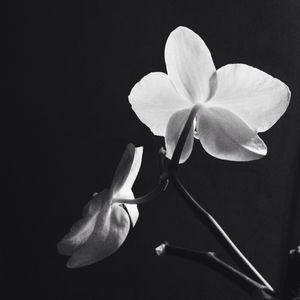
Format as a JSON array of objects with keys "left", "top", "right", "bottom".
[{"left": 169, "top": 103, "right": 202, "bottom": 168}]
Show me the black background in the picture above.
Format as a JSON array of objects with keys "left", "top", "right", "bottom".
[{"left": 4, "top": 0, "right": 300, "bottom": 299}]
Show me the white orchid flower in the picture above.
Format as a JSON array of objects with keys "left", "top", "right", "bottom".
[
  {"left": 129, "top": 26, "right": 290, "bottom": 163},
  {"left": 57, "top": 144, "right": 143, "bottom": 268}
]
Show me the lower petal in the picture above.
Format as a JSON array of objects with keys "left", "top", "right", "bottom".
[
  {"left": 66, "top": 203, "right": 130, "bottom": 268},
  {"left": 165, "top": 108, "right": 195, "bottom": 164},
  {"left": 57, "top": 190, "right": 110, "bottom": 256},
  {"left": 196, "top": 106, "right": 267, "bottom": 161}
]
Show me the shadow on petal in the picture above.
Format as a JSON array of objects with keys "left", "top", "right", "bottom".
[
  {"left": 165, "top": 108, "right": 195, "bottom": 164},
  {"left": 66, "top": 203, "right": 131, "bottom": 268},
  {"left": 57, "top": 189, "right": 110, "bottom": 256},
  {"left": 196, "top": 106, "right": 267, "bottom": 161}
]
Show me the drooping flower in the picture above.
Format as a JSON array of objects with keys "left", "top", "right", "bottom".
[
  {"left": 57, "top": 144, "right": 143, "bottom": 268},
  {"left": 129, "top": 26, "right": 290, "bottom": 163}
]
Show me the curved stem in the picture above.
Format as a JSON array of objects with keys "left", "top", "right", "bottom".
[
  {"left": 156, "top": 242, "right": 277, "bottom": 299},
  {"left": 159, "top": 147, "right": 167, "bottom": 175},
  {"left": 170, "top": 170, "right": 274, "bottom": 292},
  {"left": 169, "top": 104, "right": 200, "bottom": 169},
  {"left": 113, "top": 178, "right": 169, "bottom": 204}
]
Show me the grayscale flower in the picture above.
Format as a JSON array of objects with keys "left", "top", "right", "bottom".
[
  {"left": 57, "top": 144, "right": 143, "bottom": 268},
  {"left": 129, "top": 26, "right": 290, "bottom": 162}
]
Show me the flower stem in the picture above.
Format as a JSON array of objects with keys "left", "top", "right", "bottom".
[
  {"left": 169, "top": 170, "right": 274, "bottom": 292},
  {"left": 156, "top": 242, "right": 277, "bottom": 299},
  {"left": 169, "top": 104, "right": 200, "bottom": 168},
  {"left": 113, "top": 178, "right": 169, "bottom": 205}
]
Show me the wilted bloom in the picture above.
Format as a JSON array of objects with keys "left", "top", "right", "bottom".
[
  {"left": 57, "top": 144, "right": 143, "bottom": 268},
  {"left": 129, "top": 26, "right": 290, "bottom": 163}
]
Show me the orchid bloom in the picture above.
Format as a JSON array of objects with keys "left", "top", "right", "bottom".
[
  {"left": 129, "top": 26, "right": 290, "bottom": 163},
  {"left": 57, "top": 144, "right": 143, "bottom": 268}
]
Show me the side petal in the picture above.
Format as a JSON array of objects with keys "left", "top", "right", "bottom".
[
  {"left": 57, "top": 189, "right": 110, "bottom": 256},
  {"left": 129, "top": 72, "right": 191, "bottom": 136},
  {"left": 209, "top": 64, "right": 290, "bottom": 132},
  {"left": 196, "top": 106, "right": 267, "bottom": 161},
  {"left": 110, "top": 144, "right": 143, "bottom": 198},
  {"left": 67, "top": 203, "right": 131, "bottom": 268},
  {"left": 165, "top": 26, "right": 217, "bottom": 103},
  {"left": 165, "top": 109, "right": 195, "bottom": 164}
]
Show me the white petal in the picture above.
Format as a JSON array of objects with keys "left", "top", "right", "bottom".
[
  {"left": 165, "top": 109, "right": 195, "bottom": 164},
  {"left": 165, "top": 26, "right": 217, "bottom": 103},
  {"left": 57, "top": 190, "right": 110, "bottom": 256},
  {"left": 122, "top": 147, "right": 143, "bottom": 193},
  {"left": 67, "top": 203, "right": 130, "bottom": 268},
  {"left": 208, "top": 64, "right": 290, "bottom": 132},
  {"left": 129, "top": 72, "right": 191, "bottom": 136},
  {"left": 114, "top": 188, "right": 139, "bottom": 227},
  {"left": 110, "top": 144, "right": 143, "bottom": 198},
  {"left": 196, "top": 106, "right": 267, "bottom": 161},
  {"left": 124, "top": 203, "right": 139, "bottom": 227}
]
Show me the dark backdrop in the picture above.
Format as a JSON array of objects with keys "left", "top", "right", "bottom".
[{"left": 4, "top": 0, "right": 300, "bottom": 299}]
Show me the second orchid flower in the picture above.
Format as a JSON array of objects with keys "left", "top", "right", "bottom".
[{"left": 57, "top": 144, "right": 143, "bottom": 268}]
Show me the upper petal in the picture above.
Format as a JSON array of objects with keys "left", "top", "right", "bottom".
[
  {"left": 110, "top": 144, "right": 143, "bottom": 198},
  {"left": 165, "top": 26, "right": 217, "bottom": 103},
  {"left": 196, "top": 106, "right": 267, "bottom": 161},
  {"left": 66, "top": 203, "right": 130, "bottom": 268},
  {"left": 165, "top": 108, "right": 195, "bottom": 164},
  {"left": 208, "top": 64, "right": 290, "bottom": 132},
  {"left": 57, "top": 189, "right": 110, "bottom": 256},
  {"left": 129, "top": 72, "right": 191, "bottom": 136}
]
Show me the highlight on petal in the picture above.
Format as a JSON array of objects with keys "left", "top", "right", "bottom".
[
  {"left": 66, "top": 203, "right": 131, "bottom": 268},
  {"left": 114, "top": 189, "right": 139, "bottom": 227},
  {"left": 209, "top": 64, "right": 291, "bottom": 132},
  {"left": 129, "top": 72, "right": 191, "bottom": 136},
  {"left": 196, "top": 106, "right": 267, "bottom": 161},
  {"left": 123, "top": 203, "right": 139, "bottom": 227},
  {"left": 165, "top": 108, "right": 195, "bottom": 164},
  {"left": 110, "top": 144, "right": 143, "bottom": 198},
  {"left": 165, "top": 26, "right": 216, "bottom": 103},
  {"left": 57, "top": 189, "right": 110, "bottom": 256}
]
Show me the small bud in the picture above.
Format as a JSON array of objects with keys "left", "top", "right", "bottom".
[{"left": 155, "top": 243, "right": 167, "bottom": 256}]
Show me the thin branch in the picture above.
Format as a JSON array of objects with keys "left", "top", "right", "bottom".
[
  {"left": 169, "top": 170, "right": 274, "bottom": 292},
  {"left": 156, "top": 242, "right": 277, "bottom": 299},
  {"left": 113, "top": 178, "right": 169, "bottom": 204}
]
